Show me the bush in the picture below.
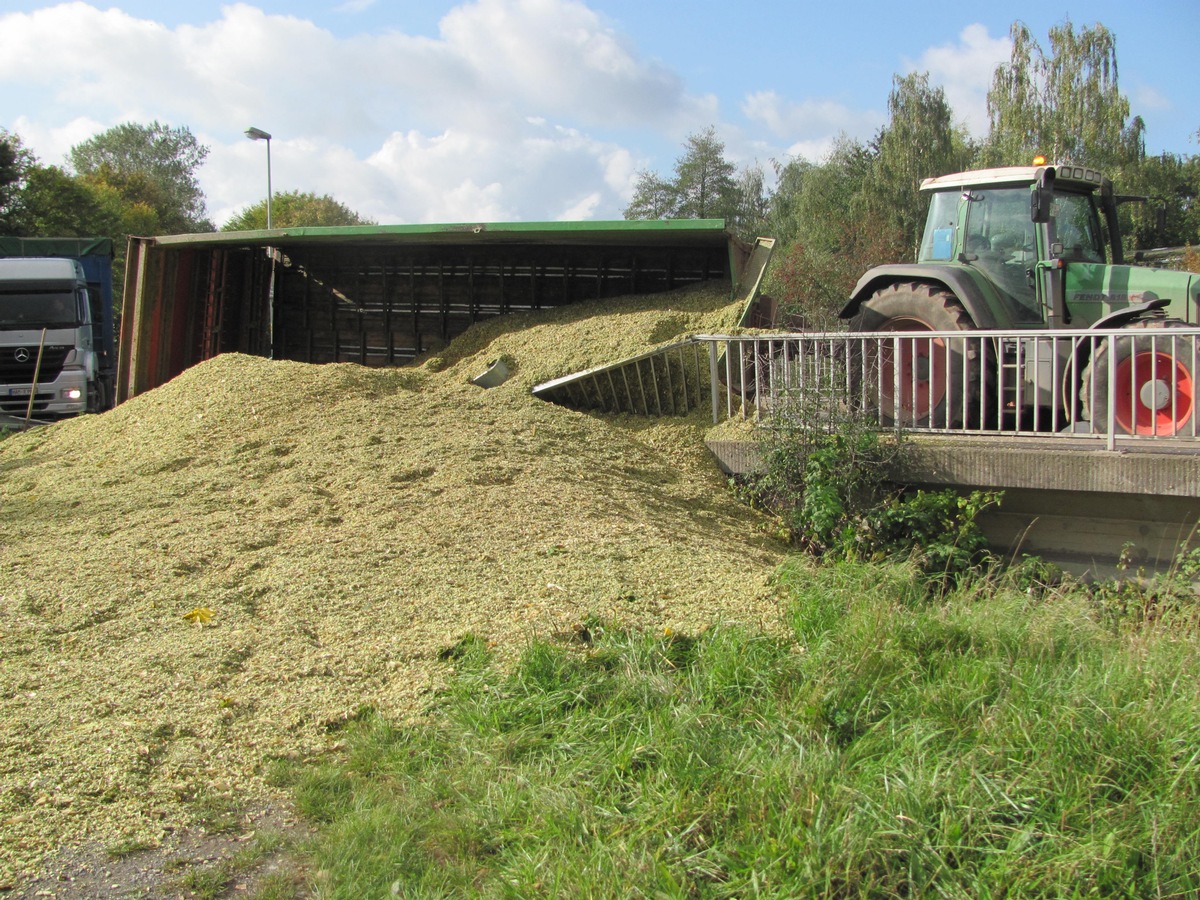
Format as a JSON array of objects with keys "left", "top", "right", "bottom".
[{"left": 737, "top": 394, "right": 997, "bottom": 589}]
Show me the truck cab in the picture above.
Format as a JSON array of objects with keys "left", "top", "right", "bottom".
[{"left": 0, "top": 257, "right": 100, "bottom": 416}]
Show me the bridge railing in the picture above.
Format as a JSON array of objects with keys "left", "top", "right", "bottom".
[{"left": 696, "top": 327, "right": 1200, "bottom": 449}]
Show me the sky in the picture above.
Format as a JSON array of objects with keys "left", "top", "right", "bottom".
[{"left": 1, "top": 0, "right": 1197, "bottom": 230}]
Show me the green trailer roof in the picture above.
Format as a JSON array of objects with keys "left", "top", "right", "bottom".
[{"left": 151, "top": 218, "right": 733, "bottom": 250}]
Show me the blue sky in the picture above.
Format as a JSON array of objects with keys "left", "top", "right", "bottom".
[{"left": 1, "top": 0, "right": 1196, "bottom": 228}]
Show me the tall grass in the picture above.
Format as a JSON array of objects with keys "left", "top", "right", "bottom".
[{"left": 280, "top": 561, "right": 1200, "bottom": 898}]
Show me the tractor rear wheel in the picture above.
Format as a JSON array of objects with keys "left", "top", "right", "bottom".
[
  {"left": 1081, "top": 319, "right": 1196, "bottom": 436},
  {"left": 848, "top": 282, "right": 979, "bottom": 428}
]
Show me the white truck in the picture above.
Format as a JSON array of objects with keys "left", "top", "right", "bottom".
[{"left": 0, "top": 238, "right": 117, "bottom": 418}]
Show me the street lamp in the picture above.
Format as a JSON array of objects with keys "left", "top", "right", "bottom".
[{"left": 244, "top": 126, "right": 272, "bottom": 229}]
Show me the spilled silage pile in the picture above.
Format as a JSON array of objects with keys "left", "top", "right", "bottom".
[{"left": 0, "top": 282, "right": 786, "bottom": 881}]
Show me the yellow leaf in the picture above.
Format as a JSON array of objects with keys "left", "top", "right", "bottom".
[{"left": 182, "top": 607, "right": 215, "bottom": 624}]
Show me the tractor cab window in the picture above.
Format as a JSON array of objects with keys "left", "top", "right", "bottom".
[
  {"left": 1049, "top": 190, "right": 1105, "bottom": 262},
  {"left": 959, "top": 187, "right": 1041, "bottom": 323},
  {"left": 918, "top": 192, "right": 959, "bottom": 261}
]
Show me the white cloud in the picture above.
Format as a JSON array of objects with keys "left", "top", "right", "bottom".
[
  {"left": 435, "top": 0, "right": 685, "bottom": 125},
  {"left": 904, "top": 23, "right": 1011, "bottom": 136},
  {"left": 781, "top": 137, "right": 840, "bottom": 165},
  {"left": 741, "top": 90, "right": 883, "bottom": 152},
  {"left": 0, "top": 1, "right": 911, "bottom": 226},
  {"left": 559, "top": 192, "right": 602, "bottom": 220},
  {"left": 0, "top": 1, "right": 704, "bottom": 225},
  {"left": 1133, "top": 84, "right": 1172, "bottom": 113}
]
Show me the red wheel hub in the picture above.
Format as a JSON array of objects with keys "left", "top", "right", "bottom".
[
  {"left": 878, "top": 318, "right": 947, "bottom": 420},
  {"left": 1114, "top": 350, "right": 1194, "bottom": 435}
]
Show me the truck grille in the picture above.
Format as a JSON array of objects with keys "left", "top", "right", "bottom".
[
  {"left": 0, "top": 345, "right": 70, "bottom": 384},
  {"left": 0, "top": 391, "right": 55, "bottom": 414}
]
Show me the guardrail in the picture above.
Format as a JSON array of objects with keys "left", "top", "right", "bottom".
[{"left": 698, "top": 327, "right": 1200, "bottom": 449}]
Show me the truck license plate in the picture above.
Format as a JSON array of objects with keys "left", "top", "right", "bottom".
[{"left": 8, "top": 388, "right": 31, "bottom": 397}]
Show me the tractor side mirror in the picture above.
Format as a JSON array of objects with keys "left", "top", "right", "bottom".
[{"left": 1031, "top": 169, "right": 1055, "bottom": 223}]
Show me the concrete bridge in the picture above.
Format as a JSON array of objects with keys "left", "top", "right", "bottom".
[{"left": 533, "top": 330, "right": 1200, "bottom": 578}]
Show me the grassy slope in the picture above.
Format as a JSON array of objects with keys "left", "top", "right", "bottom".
[{"left": 286, "top": 560, "right": 1200, "bottom": 898}]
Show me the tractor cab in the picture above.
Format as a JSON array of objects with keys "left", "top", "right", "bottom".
[{"left": 916, "top": 164, "right": 1115, "bottom": 328}]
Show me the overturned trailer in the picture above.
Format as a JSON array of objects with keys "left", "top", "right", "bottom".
[{"left": 116, "top": 220, "right": 770, "bottom": 403}]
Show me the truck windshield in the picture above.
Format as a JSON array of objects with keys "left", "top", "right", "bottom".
[{"left": 0, "top": 290, "right": 81, "bottom": 328}]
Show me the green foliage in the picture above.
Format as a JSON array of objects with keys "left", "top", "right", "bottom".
[
  {"left": 68, "top": 120, "right": 212, "bottom": 233},
  {"left": 222, "top": 190, "right": 377, "bottom": 231},
  {"left": 1121, "top": 151, "right": 1200, "bottom": 250},
  {"left": 983, "top": 20, "right": 1143, "bottom": 171},
  {"left": 869, "top": 73, "right": 977, "bottom": 248},
  {"left": 1087, "top": 533, "right": 1200, "bottom": 633},
  {"left": 765, "top": 210, "right": 908, "bottom": 329},
  {"left": 0, "top": 130, "right": 35, "bottom": 235},
  {"left": 764, "top": 137, "right": 909, "bottom": 327},
  {"left": 13, "top": 164, "right": 124, "bottom": 238},
  {"left": 277, "top": 562, "right": 1200, "bottom": 897},
  {"left": 624, "top": 126, "right": 766, "bottom": 240},
  {"left": 740, "top": 396, "right": 996, "bottom": 587},
  {"left": 762, "top": 77, "right": 974, "bottom": 318}
]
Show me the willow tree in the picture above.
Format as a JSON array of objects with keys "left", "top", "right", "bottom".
[
  {"left": 870, "top": 73, "right": 975, "bottom": 253},
  {"left": 984, "top": 20, "right": 1143, "bottom": 171}
]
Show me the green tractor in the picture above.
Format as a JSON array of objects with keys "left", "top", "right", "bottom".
[{"left": 840, "top": 162, "right": 1200, "bottom": 434}]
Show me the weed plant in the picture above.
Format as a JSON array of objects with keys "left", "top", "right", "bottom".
[
  {"left": 735, "top": 361, "right": 997, "bottom": 588},
  {"left": 280, "top": 561, "right": 1200, "bottom": 898}
]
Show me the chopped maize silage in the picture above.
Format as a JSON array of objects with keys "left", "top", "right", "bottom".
[{"left": 0, "top": 282, "right": 786, "bottom": 881}]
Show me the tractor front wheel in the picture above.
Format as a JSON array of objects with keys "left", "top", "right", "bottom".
[
  {"left": 1081, "top": 320, "right": 1196, "bottom": 436},
  {"left": 848, "top": 282, "right": 979, "bottom": 428}
]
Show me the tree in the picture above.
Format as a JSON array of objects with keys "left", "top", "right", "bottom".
[
  {"left": 672, "top": 127, "right": 738, "bottom": 219},
  {"left": 730, "top": 163, "right": 770, "bottom": 240},
  {"left": 764, "top": 156, "right": 815, "bottom": 248},
  {"left": 222, "top": 190, "right": 377, "bottom": 231},
  {"left": 68, "top": 121, "right": 213, "bottom": 233},
  {"left": 624, "top": 170, "right": 676, "bottom": 220},
  {"left": 624, "top": 126, "right": 751, "bottom": 233},
  {"left": 764, "top": 137, "right": 906, "bottom": 327},
  {"left": 771, "top": 136, "right": 876, "bottom": 256},
  {"left": 0, "top": 130, "right": 35, "bottom": 235},
  {"left": 14, "top": 164, "right": 123, "bottom": 237},
  {"left": 869, "top": 73, "right": 975, "bottom": 253},
  {"left": 984, "top": 21, "right": 1143, "bottom": 172},
  {"left": 1122, "top": 152, "right": 1200, "bottom": 250}
]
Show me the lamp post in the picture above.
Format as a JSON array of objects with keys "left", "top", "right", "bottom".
[{"left": 244, "top": 126, "right": 272, "bottom": 229}]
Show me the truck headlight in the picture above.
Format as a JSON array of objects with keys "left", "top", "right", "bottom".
[{"left": 63, "top": 388, "right": 83, "bottom": 401}]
